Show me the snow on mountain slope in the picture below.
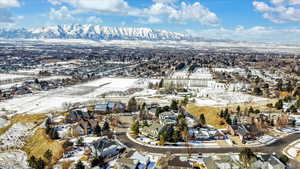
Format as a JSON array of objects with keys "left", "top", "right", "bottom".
[{"left": 0, "top": 24, "right": 190, "bottom": 41}]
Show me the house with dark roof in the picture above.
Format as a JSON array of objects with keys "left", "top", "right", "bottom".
[
  {"left": 66, "top": 110, "right": 92, "bottom": 123},
  {"left": 89, "top": 137, "right": 125, "bottom": 159},
  {"left": 227, "top": 124, "right": 261, "bottom": 143},
  {"left": 94, "top": 101, "right": 125, "bottom": 114}
]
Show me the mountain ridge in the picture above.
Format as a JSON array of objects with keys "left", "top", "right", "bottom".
[{"left": 0, "top": 24, "right": 198, "bottom": 41}]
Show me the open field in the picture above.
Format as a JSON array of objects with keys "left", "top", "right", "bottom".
[
  {"left": 0, "top": 114, "right": 46, "bottom": 135},
  {"left": 22, "top": 128, "right": 64, "bottom": 167},
  {"left": 0, "top": 78, "right": 148, "bottom": 115},
  {"left": 186, "top": 104, "right": 226, "bottom": 129}
]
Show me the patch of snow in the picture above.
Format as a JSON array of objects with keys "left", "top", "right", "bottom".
[
  {"left": 0, "top": 123, "right": 35, "bottom": 149},
  {"left": 0, "top": 118, "right": 9, "bottom": 128},
  {"left": 0, "top": 151, "right": 29, "bottom": 169}
]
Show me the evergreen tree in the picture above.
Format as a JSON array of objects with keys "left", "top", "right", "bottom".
[
  {"left": 181, "top": 96, "right": 189, "bottom": 106},
  {"left": 77, "top": 137, "right": 84, "bottom": 146},
  {"left": 254, "top": 109, "right": 260, "bottom": 114},
  {"left": 102, "top": 121, "right": 110, "bottom": 131},
  {"left": 239, "top": 148, "right": 255, "bottom": 168},
  {"left": 159, "top": 79, "right": 164, "bottom": 88},
  {"left": 277, "top": 79, "right": 283, "bottom": 91},
  {"left": 155, "top": 107, "right": 163, "bottom": 117},
  {"left": 159, "top": 131, "right": 167, "bottom": 145},
  {"left": 75, "top": 160, "right": 85, "bottom": 169},
  {"left": 236, "top": 106, "right": 241, "bottom": 114},
  {"left": 43, "top": 149, "right": 52, "bottom": 163},
  {"left": 275, "top": 99, "right": 283, "bottom": 110},
  {"left": 131, "top": 120, "right": 139, "bottom": 136},
  {"left": 253, "top": 87, "right": 262, "bottom": 95},
  {"left": 199, "top": 114, "right": 206, "bottom": 126},
  {"left": 127, "top": 97, "right": 138, "bottom": 112},
  {"left": 36, "top": 158, "right": 46, "bottom": 169},
  {"left": 91, "top": 156, "right": 104, "bottom": 167},
  {"left": 172, "top": 129, "right": 180, "bottom": 142},
  {"left": 28, "top": 156, "right": 37, "bottom": 169},
  {"left": 94, "top": 125, "right": 102, "bottom": 136},
  {"left": 170, "top": 100, "right": 178, "bottom": 111},
  {"left": 226, "top": 114, "right": 232, "bottom": 125},
  {"left": 219, "top": 110, "right": 224, "bottom": 118},
  {"left": 286, "top": 81, "right": 293, "bottom": 92},
  {"left": 248, "top": 106, "right": 254, "bottom": 114}
]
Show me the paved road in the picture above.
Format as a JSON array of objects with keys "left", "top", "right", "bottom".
[{"left": 116, "top": 132, "right": 300, "bottom": 155}]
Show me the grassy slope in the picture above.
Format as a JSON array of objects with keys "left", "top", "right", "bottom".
[
  {"left": 22, "top": 128, "right": 64, "bottom": 167},
  {"left": 186, "top": 104, "right": 226, "bottom": 129},
  {"left": 0, "top": 114, "right": 46, "bottom": 135}
]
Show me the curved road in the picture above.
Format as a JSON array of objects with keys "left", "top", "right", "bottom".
[{"left": 116, "top": 132, "right": 300, "bottom": 155}]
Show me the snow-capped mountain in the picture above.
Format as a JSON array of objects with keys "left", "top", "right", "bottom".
[{"left": 0, "top": 25, "right": 193, "bottom": 41}]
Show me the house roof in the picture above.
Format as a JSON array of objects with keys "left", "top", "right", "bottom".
[
  {"left": 129, "top": 151, "right": 150, "bottom": 165},
  {"left": 237, "top": 125, "right": 249, "bottom": 136},
  {"left": 95, "top": 104, "right": 108, "bottom": 111},
  {"left": 117, "top": 158, "right": 137, "bottom": 166}
]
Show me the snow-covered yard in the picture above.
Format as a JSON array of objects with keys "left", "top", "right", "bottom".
[
  {"left": 0, "top": 78, "right": 148, "bottom": 114},
  {"left": 0, "top": 151, "right": 29, "bottom": 169},
  {"left": 0, "top": 74, "right": 29, "bottom": 81},
  {"left": 0, "top": 117, "right": 9, "bottom": 128},
  {"left": 0, "top": 123, "right": 35, "bottom": 150},
  {"left": 195, "top": 90, "right": 268, "bottom": 107}
]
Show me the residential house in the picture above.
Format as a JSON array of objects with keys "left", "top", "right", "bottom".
[
  {"left": 72, "top": 118, "right": 98, "bottom": 136},
  {"left": 140, "top": 121, "right": 163, "bottom": 139},
  {"left": 227, "top": 124, "right": 261, "bottom": 142},
  {"left": 94, "top": 101, "right": 126, "bottom": 114},
  {"left": 116, "top": 158, "right": 138, "bottom": 169},
  {"left": 89, "top": 137, "right": 125, "bottom": 159},
  {"left": 203, "top": 154, "right": 287, "bottom": 169},
  {"left": 128, "top": 151, "right": 150, "bottom": 169},
  {"left": 157, "top": 156, "right": 193, "bottom": 169},
  {"left": 66, "top": 110, "right": 91, "bottom": 123},
  {"left": 192, "top": 128, "right": 225, "bottom": 141},
  {"left": 159, "top": 112, "right": 178, "bottom": 126}
]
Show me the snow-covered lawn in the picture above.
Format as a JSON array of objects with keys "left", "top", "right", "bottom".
[
  {"left": 0, "top": 151, "right": 29, "bottom": 169},
  {"left": 0, "top": 123, "right": 35, "bottom": 149},
  {"left": 0, "top": 117, "right": 9, "bottom": 128},
  {"left": 195, "top": 91, "right": 268, "bottom": 107},
  {"left": 0, "top": 74, "right": 29, "bottom": 81},
  {"left": 0, "top": 78, "right": 148, "bottom": 114},
  {"left": 0, "top": 82, "right": 23, "bottom": 89},
  {"left": 39, "top": 76, "right": 71, "bottom": 81},
  {"left": 287, "top": 147, "right": 299, "bottom": 158}
]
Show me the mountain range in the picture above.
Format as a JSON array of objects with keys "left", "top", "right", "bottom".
[{"left": 0, "top": 25, "right": 200, "bottom": 41}]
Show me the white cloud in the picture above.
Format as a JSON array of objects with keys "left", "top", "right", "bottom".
[
  {"left": 188, "top": 26, "right": 300, "bottom": 44},
  {"left": 0, "top": 0, "right": 20, "bottom": 23},
  {"left": 0, "top": 0, "right": 20, "bottom": 8},
  {"left": 153, "top": 0, "right": 176, "bottom": 4},
  {"left": 253, "top": 0, "right": 300, "bottom": 23},
  {"left": 49, "top": 6, "right": 76, "bottom": 22},
  {"left": 144, "top": 1, "right": 218, "bottom": 26},
  {"left": 86, "top": 16, "right": 102, "bottom": 24},
  {"left": 48, "top": 0, "right": 219, "bottom": 26},
  {"left": 147, "top": 16, "right": 162, "bottom": 23},
  {"left": 48, "top": 0, "right": 132, "bottom": 14},
  {"left": 0, "top": 9, "right": 13, "bottom": 22},
  {"left": 136, "top": 16, "right": 162, "bottom": 24}
]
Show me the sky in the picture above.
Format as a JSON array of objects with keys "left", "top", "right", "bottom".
[{"left": 1, "top": 0, "right": 300, "bottom": 44}]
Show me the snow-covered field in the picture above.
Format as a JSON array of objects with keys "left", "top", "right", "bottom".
[
  {"left": 0, "top": 151, "right": 29, "bottom": 169},
  {"left": 39, "top": 75, "right": 70, "bottom": 81},
  {"left": 0, "top": 74, "right": 29, "bottom": 81},
  {"left": 195, "top": 91, "right": 268, "bottom": 107},
  {"left": 0, "top": 78, "right": 148, "bottom": 114},
  {"left": 0, "top": 117, "right": 9, "bottom": 128},
  {"left": 0, "top": 123, "right": 35, "bottom": 150}
]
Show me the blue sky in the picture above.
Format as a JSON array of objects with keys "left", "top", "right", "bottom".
[{"left": 1, "top": 0, "right": 300, "bottom": 44}]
